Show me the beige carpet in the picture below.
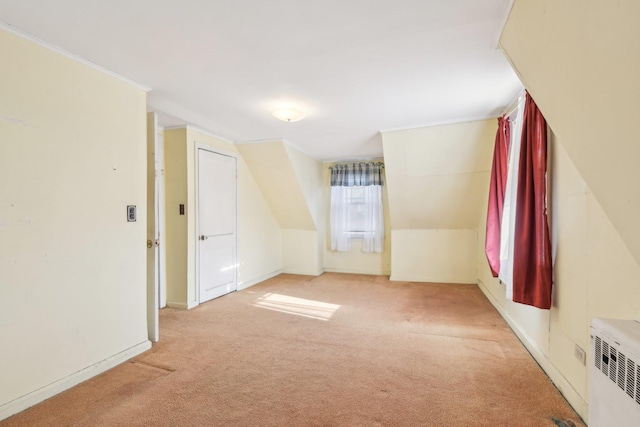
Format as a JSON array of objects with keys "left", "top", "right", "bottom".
[{"left": 2, "top": 273, "right": 585, "bottom": 426}]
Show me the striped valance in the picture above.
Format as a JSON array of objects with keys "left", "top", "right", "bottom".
[{"left": 330, "top": 162, "right": 384, "bottom": 187}]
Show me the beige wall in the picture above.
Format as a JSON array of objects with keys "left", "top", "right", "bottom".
[
  {"left": 241, "top": 142, "right": 393, "bottom": 276},
  {"left": 486, "top": 1, "right": 640, "bottom": 420},
  {"left": 477, "top": 132, "right": 640, "bottom": 420},
  {"left": 283, "top": 144, "right": 325, "bottom": 275},
  {"left": 284, "top": 144, "right": 324, "bottom": 230},
  {"left": 392, "top": 229, "right": 477, "bottom": 283},
  {"left": 501, "top": 0, "right": 640, "bottom": 267},
  {"left": 163, "top": 128, "right": 189, "bottom": 305},
  {"left": 381, "top": 120, "right": 495, "bottom": 283},
  {"left": 282, "top": 229, "right": 322, "bottom": 275},
  {"left": 0, "top": 29, "right": 149, "bottom": 415},
  {"left": 237, "top": 142, "right": 315, "bottom": 229},
  {"left": 163, "top": 128, "right": 282, "bottom": 308},
  {"left": 238, "top": 141, "right": 324, "bottom": 276},
  {"left": 235, "top": 147, "right": 285, "bottom": 289},
  {"left": 322, "top": 162, "right": 392, "bottom": 275},
  {"left": 382, "top": 121, "right": 495, "bottom": 230}
]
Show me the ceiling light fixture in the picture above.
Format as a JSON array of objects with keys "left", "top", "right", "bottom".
[{"left": 272, "top": 107, "right": 306, "bottom": 123}]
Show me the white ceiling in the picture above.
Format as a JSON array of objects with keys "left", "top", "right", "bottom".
[{"left": 0, "top": 0, "right": 522, "bottom": 161}]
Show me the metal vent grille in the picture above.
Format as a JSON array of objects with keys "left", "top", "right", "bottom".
[
  {"left": 595, "top": 334, "right": 640, "bottom": 407},
  {"left": 610, "top": 348, "right": 618, "bottom": 382},
  {"left": 619, "top": 353, "right": 627, "bottom": 389},
  {"left": 603, "top": 341, "right": 610, "bottom": 376},
  {"left": 637, "top": 364, "right": 640, "bottom": 405},
  {"left": 627, "top": 359, "right": 635, "bottom": 398}
]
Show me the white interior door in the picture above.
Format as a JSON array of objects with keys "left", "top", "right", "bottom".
[
  {"left": 146, "top": 112, "right": 159, "bottom": 342},
  {"left": 197, "top": 149, "right": 237, "bottom": 303}
]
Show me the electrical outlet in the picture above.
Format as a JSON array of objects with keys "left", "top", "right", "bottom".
[
  {"left": 127, "top": 205, "right": 136, "bottom": 222},
  {"left": 575, "top": 344, "right": 586, "bottom": 365}
]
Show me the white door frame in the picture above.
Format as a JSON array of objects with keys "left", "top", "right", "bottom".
[
  {"left": 146, "top": 112, "right": 159, "bottom": 342},
  {"left": 194, "top": 144, "right": 238, "bottom": 305},
  {"left": 155, "top": 128, "right": 167, "bottom": 309}
]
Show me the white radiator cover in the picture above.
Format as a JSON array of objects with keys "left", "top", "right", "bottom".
[{"left": 590, "top": 318, "right": 640, "bottom": 426}]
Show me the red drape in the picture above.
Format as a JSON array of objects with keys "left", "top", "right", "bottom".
[
  {"left": 485, "top": 116, "right": 510, "bottom": 277},
  {"left": 512, "top": 93, "right": 553, "bottom": 309}
]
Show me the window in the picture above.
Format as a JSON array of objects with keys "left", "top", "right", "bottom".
[
  {"left": 329, "top": 162, "right": 384, "bottom": 253},
  {"left": 487, "top": 91, "right": 553, "bottom": 308},
  {"left": 344, "top": 187, "right": 374, "bottom": 237},
  {"left": 498, "top": 95, "right": 525, "bottom": 295}
]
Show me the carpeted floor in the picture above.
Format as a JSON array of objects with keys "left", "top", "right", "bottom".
[{"left": 1, "top": 273, "right": 585, "bottom": 426}]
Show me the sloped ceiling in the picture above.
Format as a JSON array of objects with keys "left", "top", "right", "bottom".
[
  {"left": 0, "top": 0, "right": 521, "bottom": 161},
  {"left": 236, "top": 141, "right": 316, "bottom": 230},
  {"left": 382, "top": 120, "right": 495, "bottom": 230},
  {"left": 500, "top": 0, "right": 640, "bottom": 266}
]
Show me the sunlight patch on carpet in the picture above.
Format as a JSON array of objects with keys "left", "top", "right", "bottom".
[{"left": 252, "top": 293, "right": 340, "bottom": 321}]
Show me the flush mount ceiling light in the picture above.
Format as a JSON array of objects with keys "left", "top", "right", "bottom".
[{"left": 272, "top": 107, "right": 306, "bottom": 123}]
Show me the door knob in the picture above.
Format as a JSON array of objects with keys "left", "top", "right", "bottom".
[{"left": 200, "top": 235, "right": 208, "bottom": 241}]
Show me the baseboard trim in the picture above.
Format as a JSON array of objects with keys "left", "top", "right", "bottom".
[
  {"left": 476, "top": 280, "right": 589, "bottom": 422},
  {"left": 324, "top": 268, "right": 390, "bottom": 276},
  {"left": 0, "top": 340, "right": 152, "bottom": 422},
  {"left": 167, "top": 301, "right": 199, "bottom": 310},
  {"left": 282, "top": 268, "right": 325, "bottom": 276},
  {"left": 390, "top": 274, "right": 476, "bottom": 284},
  {"left": 238, "top": 269, "right": 283, "bottom": 290}
]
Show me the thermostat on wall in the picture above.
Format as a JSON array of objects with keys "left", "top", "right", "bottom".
[{"left": 127, "top": 205, "right": 136, "bottom": 222}]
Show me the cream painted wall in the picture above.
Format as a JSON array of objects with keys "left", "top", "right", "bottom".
[
  {"left": 237, "top": 141, "right": 324, "bottom": 276},
  {"left": 163, "top": 128, "right": 282, "bottom": 308},
  {"left": 500, "top": 0, "right": 640, "bottom": 267},
  {"left": 284, "top": 144, "right": 324, "bottom": 229},
  {"left": 237, "top": 142, "right": 315, "bottom": 230},
  {"left": 282, "top": 229, "right": 323, "bottom": 276},
  {"left": 477, "top": 132, "right": 640, "bottom": 421},
  {"left": 0, "top": 29, "right": 149, "bottom": 414},
  {"left": 235, "top": 148, "right": 285, "bottom": 290},
  {"left": 283, "top": 144, "right": 325, "bottom": 275},
  {"left": 382, "top": 120, "right": 495, "bottom": 283},
  {"left": 491, "top": 1, "right": 640, "bottom": 420},
  {"left": 163, "top": 128, "right": 189, "bottom": 306},
  {"left": 322, "top": 162, "right": 392, "bottom": 275},
  {"left": 382, "top": 121, "right": 495, "bottom": 230},
  {"left": 392, "top": 230, "right": 477, "bottom": 283}
]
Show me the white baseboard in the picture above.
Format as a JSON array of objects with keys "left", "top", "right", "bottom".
[
  {"left": 0, "top": 340, "right": 152, "bottom": 422},
  {"left": 477, "top": 280, "right": 589, "bottom": 422},
  {"left": 238, "top": 269, "right": 283, "bottom": 290},
  {"left": 168, "top": 271, "right": 286, "bottom": 307}
]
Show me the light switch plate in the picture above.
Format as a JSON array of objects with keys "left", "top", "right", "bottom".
[
  {"left": 127, "top": 205, "right": 136, "bottom": 222},
  {"left": 575, "top": 344, "right": 586, "bottom": 365}
]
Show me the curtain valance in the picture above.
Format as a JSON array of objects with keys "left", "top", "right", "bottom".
[{"left": 330, "top": 162, "right": 384, "bottom": 187}]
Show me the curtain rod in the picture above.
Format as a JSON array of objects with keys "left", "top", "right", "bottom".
[
  {"left": 501, "top": 90, "right": 526, "bottom": 118},
  {"left": 330, "top": 161, "right": 384, "bottom": 167}
]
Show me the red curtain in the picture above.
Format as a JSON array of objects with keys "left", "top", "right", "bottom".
[
  {"left": 512, "top": 93, "right": 552, "bottom": 309},
  {"left": 485, "top": 116, "right": 510, "bottom": 277}
]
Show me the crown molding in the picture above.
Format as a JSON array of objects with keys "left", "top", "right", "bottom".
[{"left": 0, "top": 21, "right": 150, "bottom": 92}]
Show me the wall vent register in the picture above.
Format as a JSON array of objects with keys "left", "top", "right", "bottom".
[{"left": 590, "top": 318, "right": 640, "bottom": 426}]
